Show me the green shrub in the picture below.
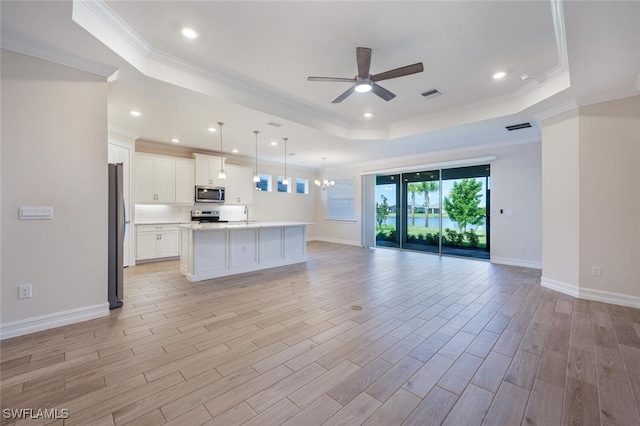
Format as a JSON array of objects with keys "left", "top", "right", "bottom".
[{"left": 466, "top": 230, "right": 480, "bottom": 247}]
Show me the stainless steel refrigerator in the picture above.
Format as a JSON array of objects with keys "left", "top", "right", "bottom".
[{"left": 108, "top": 163, "right": 124, "bottom": 308}]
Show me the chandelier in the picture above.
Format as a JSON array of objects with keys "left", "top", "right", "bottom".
[{"left": 314, "top": 157, "right": 335, "bottom": 190}]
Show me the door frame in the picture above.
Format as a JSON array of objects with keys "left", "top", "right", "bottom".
[{"left": 108, "top": 139, "right": 134, "bottom": 267}]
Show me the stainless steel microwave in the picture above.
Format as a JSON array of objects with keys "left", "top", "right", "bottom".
[{"left": 194, "top": 186, "right": 225, "bottom": 203}]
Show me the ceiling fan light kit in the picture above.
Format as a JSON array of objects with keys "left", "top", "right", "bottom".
[{"left": 308, "top": 47, "right": 424, "bottom": 103}]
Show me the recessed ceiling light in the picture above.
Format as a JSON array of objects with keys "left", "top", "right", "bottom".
[
  {"left": 232, "top": 149, "right": 239, "bottom": 153},
  {"left": 520, "top": 73, "right": 533, "bottom": 81},
  {"left": 270, "top": 141, "right": 278, "bottom": 146},
  {"left": 493, "top": 71, "right": 506, "bottom": 80},
  {"left": 208, "top": 127, "right": 217, "bottom": 132},
  {"left": 171, "top": 138, "right": 179, "bottom": 143},
  {"left": 181, "top": 27, "right": 198, "bottom": 39},
  {"left": 130, "top": 110, "right": 141, "bottom": 117},
  {"left": 364, "top": 112, "right": 373, "bottom": 118}
]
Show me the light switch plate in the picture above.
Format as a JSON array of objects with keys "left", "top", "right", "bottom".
[{"left": 19, "top": 207, "right": 53, "bottom": 220}]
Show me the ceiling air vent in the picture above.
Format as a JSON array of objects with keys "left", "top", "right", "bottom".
[
  {"left": 267, "top": 121, "right": 284, "bottom": 128},
  {"left": 505, "top": 122, "right": 532, "bottom": 131},
  {"left": 420, "top": 89, "right": 441, "bottom": 99}
]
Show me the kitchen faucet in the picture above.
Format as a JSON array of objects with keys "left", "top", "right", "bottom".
[{"left": 244, "top": 205, "right": 249, "bottom": 223}]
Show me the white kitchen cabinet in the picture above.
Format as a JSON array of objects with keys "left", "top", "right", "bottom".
[
  {"left": 175, "top": 159, "right": 195, "bottom": 204},
  {"left": 136, "top": 224, "right": 180, "bottom": 261},
  {"left": 135, "top": 154, "right": 176, "bottom": 203},
  {"left": 224, "top": 164, "right": 254, "bottom": 205},
  {"left": 194, "top": 153, "right": 226, "bottom": 187}
]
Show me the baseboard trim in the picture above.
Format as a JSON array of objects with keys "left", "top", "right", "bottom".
[
  {"left": 578, "top": 287, "right": 640, "bottom": 309},
  {"left": 541, "top": 276, "right": 580, "bottom": 298},
  {"left": 491, "top": 256, "right": 542, "bottom": 270},
  {"left": 0, "top": 303, "right": 110, "bottom": 340},
  {"left": 311, "top": 237, "right": 361, "bottom": 247},
  {"left": 541, "top": 277, "right": 640, "bottom": 309}
]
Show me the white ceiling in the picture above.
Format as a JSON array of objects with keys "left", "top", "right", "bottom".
[{"left": 2, "top": 0, "right": 639, "bottom": 169}]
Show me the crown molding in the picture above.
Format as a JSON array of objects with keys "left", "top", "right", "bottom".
[
  {"left": 0, "top": 34, "right": 118, "bottom": 80},
  {"left": 72, "top": 0, "right": 575, "bottom": 144},
  {"left": 534, "top": 100, "right": 579, "bottom": 122},
  {"left": 72, "top": 0, "right": 350, "bottom": 135}
]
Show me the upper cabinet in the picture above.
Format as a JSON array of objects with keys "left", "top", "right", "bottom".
[
  {"left": 134, "top": 152, "right": 252, "bottom": 205},
  {"left": 135, "top": 153, "right": 194, "bottom": 204},
  {"left": 135, "top": 154, "right": 175, "bottom": 203},
  {"left": 225, "top": 165, "right": 254, "bottom": 205},
  {"left": 194, "top": 153, "right": 226, "bottom": 187},
  {"left": 175, "top": 158, "right": 195, "bottom": 204}
]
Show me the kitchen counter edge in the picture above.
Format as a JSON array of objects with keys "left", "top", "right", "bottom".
[{"left": 178, "top": 221, "right": 312, "bottom": 230}]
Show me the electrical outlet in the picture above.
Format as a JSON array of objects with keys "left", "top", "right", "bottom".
[
  {"left": 591, "top": 266, "right": 601, "bottom": 277},
  {"left": 18, "top": 284, "right": 32, "bottom": 299}
]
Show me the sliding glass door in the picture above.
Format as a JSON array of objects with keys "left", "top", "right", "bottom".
[
  {"left": 402, "top": 170, "right": 440, "bottom": 253},
  {"left": 374, "top": 165, "right": 490, "bottom": 260},
  {"left": 375, "top": 174, "right": 400, "bottom": 248},
  {"left": 440, "top": 166, "right": 490, "bottom": 259}
]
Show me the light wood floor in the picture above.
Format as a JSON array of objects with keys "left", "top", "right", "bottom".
[{"left": 2, "top": 242, "right": 640, "bottom": 425}]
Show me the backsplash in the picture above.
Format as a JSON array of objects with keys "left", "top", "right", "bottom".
[
  {"left": 135, "top": 204, "right": 247, "bottom": 223},
  {"left": 135, "top": 205, "right": 192, "bottom": 224}
]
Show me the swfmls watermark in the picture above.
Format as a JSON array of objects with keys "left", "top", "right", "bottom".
[{"left": 3, "top": 408, "right": 69, "bottom": 420}]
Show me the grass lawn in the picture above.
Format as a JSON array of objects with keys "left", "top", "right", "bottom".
[{"left": 376, "top": 224, "right": 487, "bottom": 248}]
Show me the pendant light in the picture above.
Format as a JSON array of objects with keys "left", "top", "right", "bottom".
[
  {"left": 252, "top": 130, "right": 260, "bottom": 183},
  {"left": 314, "top": 157, "right": 335, "bottom": 190},
  {"left": 217, "top": 121, "right": 226, "bottom": 179},
  {"left": 282, "top": 137, "right": 289, "bottom": 186}
]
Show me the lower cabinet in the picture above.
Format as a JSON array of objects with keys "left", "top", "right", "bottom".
[{"left": 136, "top": 224, "right": 179, "bottom": 261}]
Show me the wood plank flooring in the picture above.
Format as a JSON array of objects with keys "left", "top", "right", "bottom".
[{"left": 2, "top": 241, "right": 640, "bottom": 425}]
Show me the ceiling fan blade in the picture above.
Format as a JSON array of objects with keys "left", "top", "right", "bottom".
[
  {"left": 371, "top": 83, "right": 396, "bottom": 101},
  {"left": 332, "top": 86, "right": 356, "bottom": 103},
  {"left": 308, "top": 76, "right": 356, "bottom": 83},
  {"left": 356, "top": 47, "right": 372, "bottom": 78},
  {"left": 371, "top": 62, "right": 424, "bottom": 82}
]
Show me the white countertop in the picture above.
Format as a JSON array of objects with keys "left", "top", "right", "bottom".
[
  {"left": 178, "top": 221, "right": 311, "bottom": 230},
  {"left": 136, "top": 221, "right": 194, "bottom": 225}
]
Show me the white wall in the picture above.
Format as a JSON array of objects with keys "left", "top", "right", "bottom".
[
  {"left": 578, "top": 96, "right": 640, "bottom": 299},
  {"left": 1, "top": 50, "right": 109, "bottom": 338},
  {"left": 315, "top": 141, "right": 543, "bottom": 267},
  {"left": 541, "top": 110, "right": 581, "bottom": 292},
  {"left": 248, "top": 162, "right": 318, "bottom": 239},
  {"left": 540, "top": 95, "right": 640, "bottom": 307}
]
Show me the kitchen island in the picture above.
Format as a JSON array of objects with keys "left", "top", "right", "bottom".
[{"left": 178, "top": 222, "right": 309, "bottom": 282}]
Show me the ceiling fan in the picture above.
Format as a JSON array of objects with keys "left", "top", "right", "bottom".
[{"left": 307, "top": 47, "right": 424, "bottom": 103}]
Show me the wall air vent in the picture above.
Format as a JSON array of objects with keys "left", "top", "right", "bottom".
[
  {"left": 267, "top": 121, "right": 284, "bottom": 128},
  {"left": 505, "top": 122, "right": 532, "bottom": 131},
  {"left": 420, "top": 89, "right": 442, "bottom": 99}
]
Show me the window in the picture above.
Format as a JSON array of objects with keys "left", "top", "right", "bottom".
[
  {"left": 296, "top": 178, "right": 309, "bottom": 194},
  {"left": 256, "top": 174, "right": 271, "bottom": 192},
  {"left": 327, "top": 177, "right": 354, "bottom": 220},
  {"left": 277, "top": 176, "right": 291, "bottom": 193}
]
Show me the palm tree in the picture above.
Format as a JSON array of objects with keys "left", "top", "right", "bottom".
[
  {"left": 420, "top": 181, "right": 439, "bottom": 228},
  {"left": 407, "top": 183, "right": 420, "bottom": 226}
]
